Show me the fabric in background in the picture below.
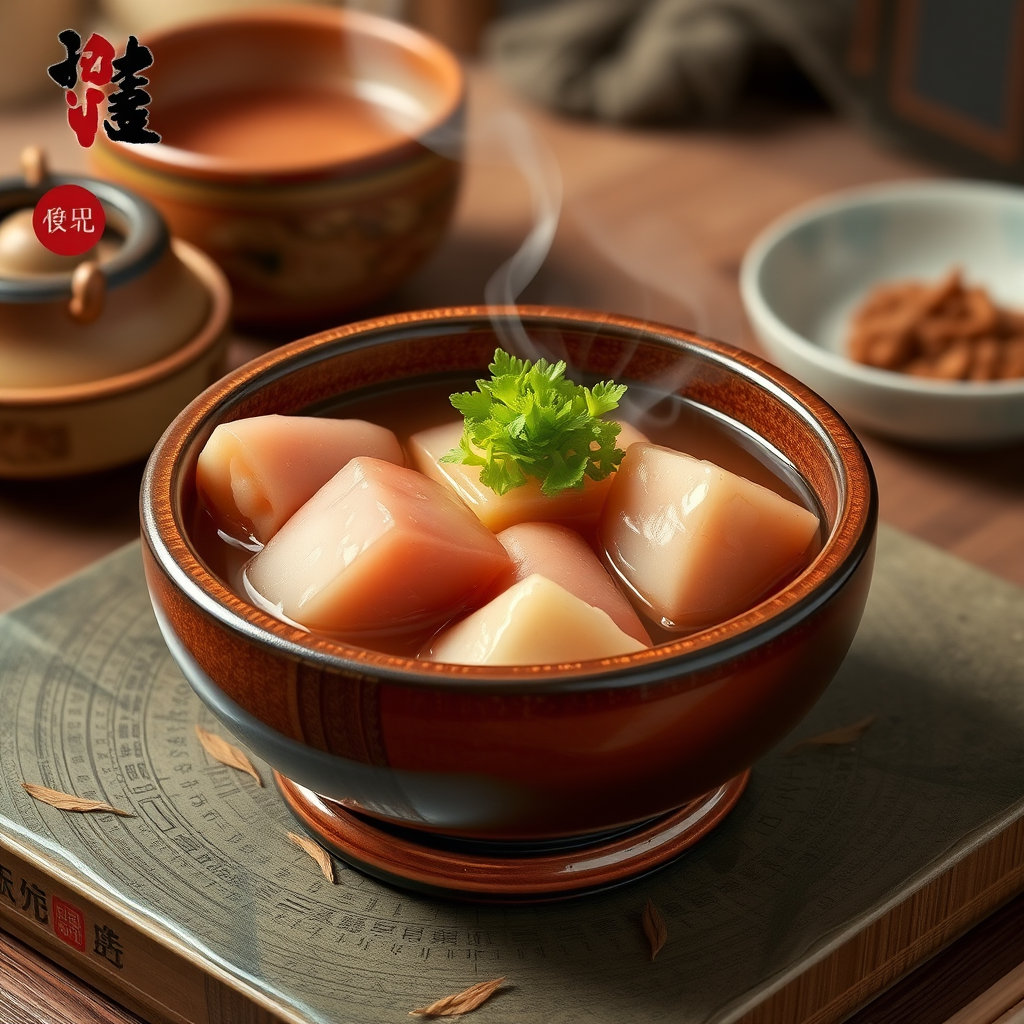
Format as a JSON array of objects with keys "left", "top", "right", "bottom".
[{"left": 486, "top": 0, "right": 862, "bottom": 124}]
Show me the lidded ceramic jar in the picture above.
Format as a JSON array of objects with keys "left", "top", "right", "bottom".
[
  {"left": 0, "top": 149, "right": 231, "bottom": 477},
  {"left": 0, "top": 148, "right": 212, "bottom": 386}
]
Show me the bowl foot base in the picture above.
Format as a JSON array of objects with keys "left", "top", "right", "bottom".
[{"left": 275, "top": 770, "right": 749, "bottom": 902}]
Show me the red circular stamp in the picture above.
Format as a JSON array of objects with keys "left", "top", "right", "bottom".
[{"left": 32, "top": 184, "right": 106, "bottom": 256}]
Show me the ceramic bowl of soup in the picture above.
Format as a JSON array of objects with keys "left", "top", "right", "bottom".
[
  {"left": 91, "top": 6, "right": 463, "bottom": 334},
  {"left": 141, "top": 307, "right": 876, "bottom": 898}
]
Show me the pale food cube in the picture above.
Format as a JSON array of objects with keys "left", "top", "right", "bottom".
[
  {"left": 407, "top": 420, "right": 648, "bottom": 533},
  {"left": 197, "top": 415, "right": 403, "bottom": 542},
  {"left": 425, "top": 574, "right": 649, "bottom": 666},
  {"left": 494, "top": 522, "right": 651, "bottom": 644},
  {"left": 246, "top": 457, "right": 510, "bottom": 638},
  {"left": 600, "top": 444, "right": 819, "bottom": 631}
]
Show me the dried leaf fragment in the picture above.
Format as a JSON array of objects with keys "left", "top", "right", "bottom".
[
  {"left": 409, "top": 977, "right": 507, "bottom": 1017},
  {"left": 786, "top": 714, "right": 879, "bottom": 754},
  {"left": 22, "top": 783, "right": 133, "bottom": 817},
  {"left": 287, "top": 831, "right": 335, "bottom": 883},
  {"left": 195, "top": 725, "right": 262, "bottom": 785},
  {"left": 642, "top": 899, "right": 668, "bottom": 961}
]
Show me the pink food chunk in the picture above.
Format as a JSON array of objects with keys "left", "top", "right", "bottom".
[
  {"left": 245, "top": 457, "right": 510, "bottom": 639},
  {"left": 424, "top": 574, "right": 649, "bottom": 666},
  {"left": 407, "top": 420, "right": 648, "bottom": 533},
  {"left": 493, "top": 523, "right": 651, "bottom": 645},
  {"left": 600, "top": 443, "right": 820, "bottom": 632},
  {"left": 196, "top": 415, "right": 404, "bottom": 543}
]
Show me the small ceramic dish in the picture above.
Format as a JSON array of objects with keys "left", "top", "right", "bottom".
[
  {"left": 141, "top": 307, "right": 877, "bottom": 900},
  {"left": 0, "top": 165, "right": 231, "bottom": 477},
  {"left": 740, "top": 180, "right": 1024, "bottom": 446},
  {"left": 91, "top": 6, "right": 464, "bottom": 334}
]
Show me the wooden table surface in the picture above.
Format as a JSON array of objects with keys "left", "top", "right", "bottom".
[{"left": 1, "top": 62, "right": 1023, "bottom": 1024}]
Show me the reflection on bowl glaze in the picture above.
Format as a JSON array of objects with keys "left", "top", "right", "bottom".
[
  {"left": 91, "top": 8, "right": 463, "bottom": 332},
  {"left": 141, "top": 308, "right": 877, "bottom": 841}
]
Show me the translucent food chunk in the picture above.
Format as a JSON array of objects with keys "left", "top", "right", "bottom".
[
  {"left": 197, "top": 415, "right": 404, "bottom": 543},
  {"left": 245, "top": 457, "right": 510, "bottom": 638},
  {"left": 424, "top": 574, "right": 649, "bottom": 666},
  {"left": 407, "top": 419, "right": 648, "bottom": 533},
  {"left": 600, "top": 443, "right": 820, "bottom": 631},
  {"left": 493, "top": 522, "right": 651, "bottom": 645}
]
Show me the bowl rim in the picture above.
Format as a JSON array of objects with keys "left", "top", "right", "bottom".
[
  {"left": 0, "top": 239, "right": 231, "bottom": 408},
  {"left": 740, "top": 178, "right": 1024, "bottom": 398},
  {"left": 95, "top": 6, "right": 465, "bottom": 185},
  {"left": 141, "top": 306, "right": 877, "bottom": 694}
]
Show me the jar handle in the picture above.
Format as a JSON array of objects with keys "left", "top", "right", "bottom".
[{"left": 69, "top": 261, "right": 105, "bottom": 323}]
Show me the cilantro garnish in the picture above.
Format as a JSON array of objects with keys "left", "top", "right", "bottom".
[{"left": 441, "top": 348, "right": 628, "bottom": 497}]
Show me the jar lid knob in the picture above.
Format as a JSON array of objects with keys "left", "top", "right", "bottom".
[{"left": 21, "top": 146, "right": 48, "bottom": 188}]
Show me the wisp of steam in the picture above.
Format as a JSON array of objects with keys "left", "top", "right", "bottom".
[{"left": 349, "top": 27, "right": 741, "bottom": 421}]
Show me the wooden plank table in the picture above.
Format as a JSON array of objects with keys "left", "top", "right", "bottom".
[{"left": 1, "top": 63, "right": 1022, "bottom": 1024}]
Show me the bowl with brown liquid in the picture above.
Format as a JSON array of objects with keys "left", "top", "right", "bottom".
[
  {"left": 92, "top": 7, "right": 463, "bottom": 334},
  {"left": 141, "top": 307, "right": 877, "bottom": 899}
]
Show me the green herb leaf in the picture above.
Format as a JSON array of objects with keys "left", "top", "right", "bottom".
[{"left": 443, "top": 348, "right": 628, "bottom": 497}]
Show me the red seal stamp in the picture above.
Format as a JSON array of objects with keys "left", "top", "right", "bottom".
[{"left": 32, "top": 184, "right": 105, "bottom": 257}]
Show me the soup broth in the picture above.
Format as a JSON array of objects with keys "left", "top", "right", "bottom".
[
  {"left": 191, "top": 374, "right": 823, "bottom": 656},
  {"left": 316, "top": 375, "right": 820, "bottom": 509},
  {"left": 155, "top": 87, "right": 419, "bottom": 171}
]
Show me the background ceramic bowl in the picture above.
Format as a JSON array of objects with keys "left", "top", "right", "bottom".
[
  {"left": 91, "top": 6, "right": 463, "bottom": 334},
  {"left": 141, "top": 308, "right": 876, "bottom": 849},
  {"left": 740, "top": 181, "right": 1024, "bottom": 446}
]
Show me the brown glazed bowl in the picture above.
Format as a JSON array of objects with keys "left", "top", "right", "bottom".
[
  {"left": 90, "top": 7, "right": 463, "bottom": 334},
  {"left": 142, "top": 308, "right": 876, "bottom": 846}
]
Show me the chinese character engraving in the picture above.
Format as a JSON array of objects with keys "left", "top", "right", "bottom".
[
  {"left": 20, "top": 880, "right": 48, "bottom": 923},
  {"left": 0, "top": 865, "right": 14, "bottom": 903},
  {"left": 94, "top": 924, "right": 124, "bottom": 968}
]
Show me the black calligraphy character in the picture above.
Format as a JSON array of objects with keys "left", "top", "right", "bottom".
[
  {"left": 47, "top": 29, "right": 82, "bottom": 89},
  {"left": 0, "top": 865, "right": 14, "bottom": 903},
  {"left": 93, "top": 924, "right": 124, "bottom": 968},
  {"left": 20, "top": 880, "right": 48, "bottom": 923},
  {"left": 103, "top": 36, "right": 160, "bottom": 145}
]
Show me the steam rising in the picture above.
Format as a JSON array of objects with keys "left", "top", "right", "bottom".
[
  {"left": 481, "top": 112, "right": 563, "bottom": 360},
  {"left": 362, "top": 48, "right": 743, "bottom": 422}
]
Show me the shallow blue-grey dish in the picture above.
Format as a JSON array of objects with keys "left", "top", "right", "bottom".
[{"left": 741, "top": 180, "right": 1024, "bottom": 446}]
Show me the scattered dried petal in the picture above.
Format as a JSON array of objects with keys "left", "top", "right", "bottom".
[
  {"left": 786, "top": 714, "right": 879, "bottom": 754},
  {"left": 22, "top": 783, "right": 133, "bottom": 817},
  {"left": 287, "top": 831, "right": 335, "bottom": 883},
  {"left": 642, "top": 899, "right": 668, "bottom": 961},
  {"left": 409, "top": 977, "right": 507, "bottom": 1017},
  {"left": 195, "top": 725, "right": 262, "bottom": 785}
]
